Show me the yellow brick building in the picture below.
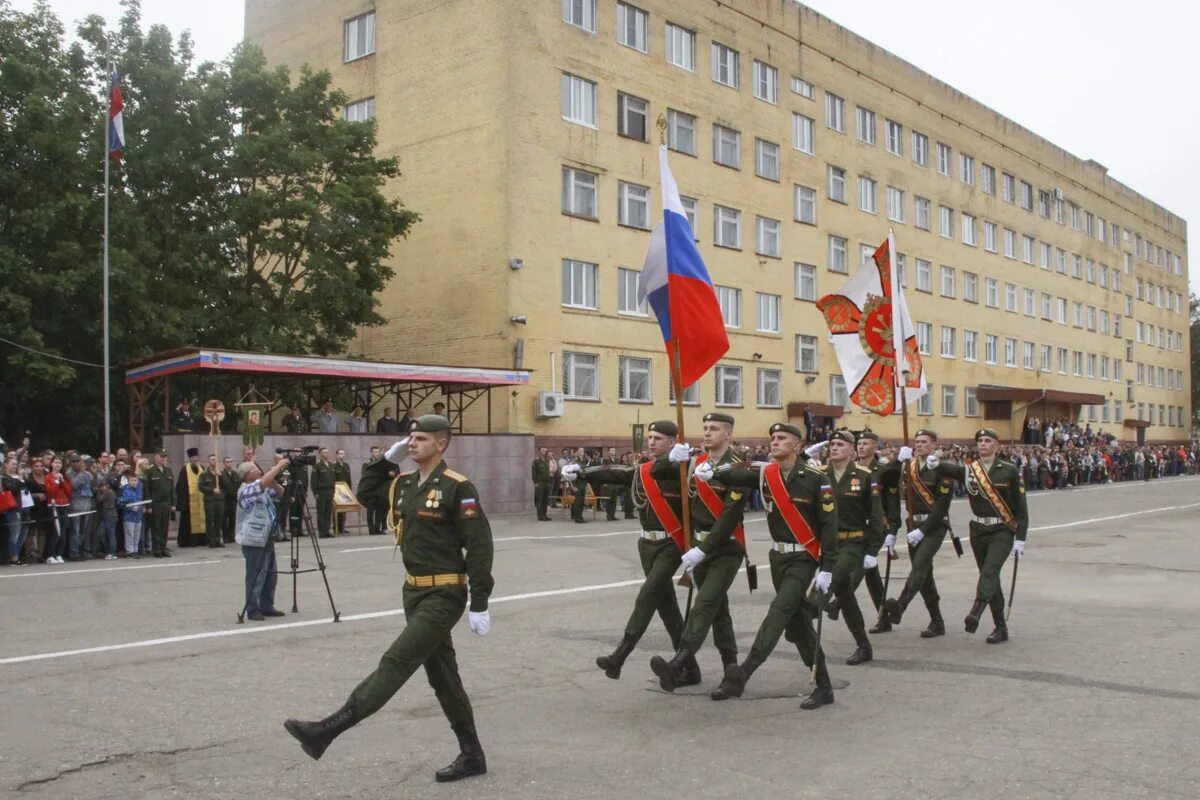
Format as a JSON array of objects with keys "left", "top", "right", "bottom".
[{"left": 245, "top": 0, "right": 1191, "bottom": 445}]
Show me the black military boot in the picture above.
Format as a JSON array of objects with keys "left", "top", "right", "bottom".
[
  {"left": 800, "top": 658, "right": 835, "bottom": 710},
  {"left": 825, "top": 597, "right": 841, "bottom": 621},
  {"left": 869, "top": 611, "right": 892, "bottom": 634},
  {"left": 677, "top": 652, "right": 702, "bottom": 687},
  {"left": 921, "top": 598, "right": 945, "bottom": 638},
  {"left": 985, "top": 595, "right": 1008, "bottom": 643},
  {"left": 845, "top": 630, "right": 873, "bottom": 665},
  {"left": 649, "top": 646, "right": 695, "bottom": 692},
  {"left": 711, "top": 654, "right": 763, "bottom": 701},
  {"left": 595, "top": 635, "right": 638, "bottom": 680},
  {"left": 435, "top": 723, "right": 487, "bottom": 782},
  {"left": 963, "top": 600, "right": 988, "bottom": 634},
  {"left": 719, "top": 649, "right": 738, "bottom": 668},
  {"left": 283, "top": 700, "right": 358, "bottom": 760},
  {"left": 884, "top": 586, "right": 916, "bottom": 626},
  {"left": 986, "top": 625, "right": 1009, "bottom": 644}
]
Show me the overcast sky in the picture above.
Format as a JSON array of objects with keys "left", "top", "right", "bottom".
[{"left": 16, "top": 0, "right": 1197, "bottom": 299}]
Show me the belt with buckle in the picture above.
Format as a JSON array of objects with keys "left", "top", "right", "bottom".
[
  {"left": 771, "top": 541, "right": 809, "bottom": 553},
  {"left": 406, "top": 573, "right": 467, "bottom": 588},
  {"left": 693, "top": 529, "right": 712, "bottom": 542},
  {"left": 973, "top": 516, "right": 1003, "bottom": 526},
  {"left": 912, "top": 513, "right": 929, "bottom": 522},
  {"left": 640, "top": 530, "right": 670, "bottom": 541},
  {"left": 837, "top": 530, "right": 865, "bottom": 540}
]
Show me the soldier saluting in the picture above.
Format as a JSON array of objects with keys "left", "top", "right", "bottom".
[{"left": 285, "top": 415, "right": 495, "bottom": 782}]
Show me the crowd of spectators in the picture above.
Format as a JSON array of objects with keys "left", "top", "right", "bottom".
[{"left": 174, "top": 399, "right": 430, "bottom": 436}]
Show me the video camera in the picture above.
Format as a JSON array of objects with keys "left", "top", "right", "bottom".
[{"left": 276, "top": 445, "right": 320, "bottom": 466}]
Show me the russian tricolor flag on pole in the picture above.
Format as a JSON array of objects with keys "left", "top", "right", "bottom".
[
  {"left": 108, "top": 69, "right": 125, "bottom": 161},
  {"left": 639, "top": 145, "right": 729, "bottom": 388}
]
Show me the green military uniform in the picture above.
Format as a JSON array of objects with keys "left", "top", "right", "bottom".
[
  {"left": 198, "top": 469, "right": 225, "bottom": 547},
  {"left": 531, "top": 455, "right": 551, "bottom": 521},
  {"left": 568, "top": 454, "right": 590, "bottom": 522},
  {"left": 220, "top": 467, "right": 240, "bottom": 543},
  {"left": 825, "top": 431, "right": 884, "bottom": 664},
  {"left": 311, "top": 457, "right": 335, "bottom": 537},
  {"left": 710, "top": 423, "right": 839, "bottom": 707},
  {"left": 362, "top": 455, "right": 393, "bottom": 534},
  {"left": 142, "top": 459, "right": 175, "bottom": 557},
  {"left": 333, "top": 459, "right": 353, "bottom": 534},
  {"left": 855, "top": 451, "right": 898, "bottom": 630}
]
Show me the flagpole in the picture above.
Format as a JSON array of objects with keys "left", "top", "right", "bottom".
[
  {"left": 102, "top": 64, "right": 112, "bottom": 454},
  {"left": 671, "top": 338, "right": 693, "bottom": 550},
  {"left": 889, "top": 229, "right": 915, "bottom": 539}
]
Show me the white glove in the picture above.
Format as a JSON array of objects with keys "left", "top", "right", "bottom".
[
  {"left": 906, "top": 528, "right": 924, "bottom": 547},
  {"left": 668, "top": 443, "right": 691, "bottom": 464},
  {"left": 468, "top": 610, "right": 491, "bottom": 636},
  {"left": 925, "top": 454, "right": 940, "bottom": 469},
  {"left": 1012, "top": 540, "right": 1025, "bottom": 557},
  {"left": 694, "top": 461, "right": 714, "bottom": 483},
  {"left": 815, "top": 570, "right": 832, "bottom": 594},
  {"left": 680, "top": 546, "right": 705, "bottom": 571},
  {"left": 883, "top": 533, "right": 896, "bottom": 557},
  {"left": 804, "top": 441, "right": 829, "bottom": 458},
  {"left": 898, "top": 446, "right": 914, "bottom": 462},
  {"left": 560, "top": 463, "right": 581, "bottom": 481},
  {"left": 863, "top": 554, "right": 878, "bottom": 570},
  {"left": 384, "top": 437, "right": 410, "bottom": 463}
]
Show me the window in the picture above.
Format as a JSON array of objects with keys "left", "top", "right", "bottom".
[
  {"left": 795, "top": 263, "right": 817, "bottom": 301},
  {"left": 617, "top": 181, "right": 650, "bottom": 229},
  {"left": 830, "top": 375, "right": 849, "bottom": 410},
  {"left": 1100, "top": 355, "right": 1109, "bottom": 380},
  {"left": 1057, "top": 248, "right": 1067, "bottom": 274},
  {"left": 828, "top": 165, "right": 847, "bottom": 202},
  {"left": 1072, "top": 302, "right": 1083, "bottom": 327},
  {"left": 617, "top": 92, "right": 648, "bottom": 141},
  {"left": 885, "top": 119, "right": 903, "bottom": 155},
  {"left": 1023, "top": 341, "right": 1036, "bottom": 370},
  {"left": 1005, "top": 282, "right": 1017, "bottom": 312},
  {"left": 825, "top": 92, "right": 844, "bottom": 132},
  {"left": 964, "top": 387, "right": 979, "bottom": 417},
  {"left": 713, "top": 205, "right": 741, "bottom": 248},
  {"left": 960, "top": 153, "right": 975, "bottom": 185},
  {"left": 1004, "top": 338, "right": 1017, "bottom": 367},
  {"left": 940, "top": 326, "right": 956, "bottom": 357},
  {"left": 915, "top": 197, "right": 931, "bottom": 230},
  {"left": 982, "top": 164, "right": 995, "bottom": 195},
  {"left": 562, "top": 259, "right": 598, "bottom": 309},
  {"left": 962, "top": 213, "right": 977, "bottom": 246},
  {"left": 942, "top": 385, "right": 957, "bottom": 416},
  {"left": 939, "top": 205, "right": 954, "bottom": 238},
  {"left": 791, "top": 76, "right": 814, "bottom": 98},
  {"left": 344, "top": 11, "right": 376, "bottom": 62},
  {"left": 1022, "top": 235, "right": 1034, "bottom": 264},
  {"left": 916, "top": 259, "right": 932, "bottom": 292},
  {"left": 916, "top": 322, "right": 932, "bottom": 355},
  {"left": 716, "top": 285, "right": 741, "bottom": 328},
  {"left": 917, "top": 386, "right": 933, "bottom": 415},
  {"left": 985, "top": 334, "right": 998, "bottom": 365},
  {"left": 617, "top": 268, "right": 647, "bottom": 315},
  {"left": 711, "top": 42, "right": 740, "bottom": 88},
  {"left": 1085, "top": 211, "right": 1094, "bottom": 237},
  {"left": 856, "top": 106, "right": 876, "bottom": 144},
  {"left": 618, "top": 356, "right": 652, "bottom": 402},
  {"left": 716, "top": 365, "right": 743, "bottom": 406},
  {"left": 1057, "top": 297, "right": 1068, "bottom": 324},
  {"left": 963, "top": 329, "right": 978, "bottom": 361},
  {"left": 563, "top": 0, "right": 596, "bottom": 32},
  {"left": 1071, "top": 204, "right": 1081, "bottom": 230},
  {"left": 1016, "top": 181, "right": 1032, "bottom": 211},
  {"left": 1023, "top": 288, "right": 1035, "bottom": 317},
  {"left": 562, "top": 351, "right": 599, "bottom": 399},
  {"left": 912, "top": 131, "right": 929, "bottom": 165},
  {"left": 756, "top": 216, "right": 781, "bottom": 257},
  {"left": 858, "top": 176, "right": 877, "bottom": 213},
  {"left": 1002, "top": 172, "right": 1015, "bottom": 203},
  {"left": 794, "top": 185, "right": 817, "bottom": 224},
  {"left": 1003, "top": 228, "right": 1016, "bottom": 259},
  {"left": 1038, "top": 190, "right": 1051, "bottom": 218},
  {"left": 793, "top": 113, "right": 816, "bottom": 154},
  {"left": 887, "top": 186, "right": 905, "bottom": 222},
  {"left": 561, "top": 167, "right": 598, "bottom": 218},
  {"left": 664, "top": 23, "right": 695, "bottom": 70},
  {"left": 984, "top": 222, "right": 997, "bottom": 253},
  {"left": 616, "top": 2, "right": 648, "bottom": 51},
  {"left": 1086, "top": 259, "right": 1096, "bottom": 282},
  {"left": 828, "top": 235, "right": 847, "bottom": 273},
  {"left": 1057, "top": 347, "right": 1068, "bottom": 374},
  {"left": 561, "top": 73, "right": 597, "bottom": 126},
  {"left": 1087, "top": 353, "right": 1096, "bottom": 378},
  {"left": 666, "top": 109, "right": 696, "bottom": 155},
  {"left": 796, "top": 334, "right": 818, "bottom": 371},
  {"left": 1073, "top": 351, "right": 1083, "bottom": 376},
  {"left": 1040, "top": 242, "right": 1051, "bottom": 270},
  {"left": 985, "top": 277, "right": 998, "bottom": 307},
  {"left": 1072, "top": 253, "right": 1082, "bottom": 279},
  {"left": 1041, "top": 344, "right": 1053, "bottom": 372},
  {"left": 752, "top": 139, "right": 780, "bottom": 181},
  {"left": 1040, "top": 292, "right": 1052, "bottom": 320},
  {"left": 936, "top": 142, "right": 951, "bottom": 175},
  {"left": 713, "top": 124, "right": 740, "bottom": 168},
  {"left": 750, "top": 292, "right": 780, "bottom": 334},
  {"left": 344, "top": 97, "right": 375, "bottom": 122},
  {"left": 757, "top": 368, "right": 782, "bottom": 408},
  {"left": 1086, "top": 306, "right": 1095, "bottom": 331},
  {"left": 963, "top": 272, "right": 978, "bottom": 302},
  {"left": 753, "top": 60, "right": 778, "bottom": 103}
]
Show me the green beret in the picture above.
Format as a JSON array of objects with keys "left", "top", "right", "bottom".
[
  {"left": 412, "top": 414, "right": 451, "bottom": 433},
  {"left": 859, "top": 430, "right": 880, "bottom": 443},
  {"left": 914, "top": 428, "right": 938, "bottom": 441},
  {"left": 974, "top": 427, "right": 1000, "bottom": 441},
  {"left": 769, "top": 422, "right": 804, "bottom": 440},
  {"left": 703, "top": 412, "right": 736, "bottom": 426},
  {"left": 830, "top": 429, "right": 857, "bottom": 445},
  {"left": 648, "top": 420, "right": 678, "bottom": 437}
]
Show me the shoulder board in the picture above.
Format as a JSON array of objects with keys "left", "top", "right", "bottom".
[
  {"left": 398, "top": 470, "right": 415, "bottom": 478},
  {"left": 854, "top": 465, "right": 873, "bottom": 475},
  {"left": 443, "top": 469, "right": 468, "bottom": 483},
  {"left": 804, "top": 464, "right": 825, "bottom": 475}
]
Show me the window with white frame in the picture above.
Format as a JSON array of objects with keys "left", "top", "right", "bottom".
[
  {"left": 916, "top": 321, "right": 932, "bottom": 355},
  {"left": 825, "top": 92, "right": 844, "bottom": 131},
  {"left": 964, "top": 386, "right": 979, "bottom": 417},
  {"left": 912, "top": 131, "right": 928, "bottom": 165},
  {"left": 711, "top": 42, "right": 740, "bottom": 88},
  {"left": 563, "top": 0, "right": 596, "bottom": 32},
  {"left": 1002, "top": 172, "right": 1015, "bottom": 203},
  {"left": 616, "top": 2, "right": 648, "bottom": 52},
  {"left": 1041, "top": 344, "right": 1053, "bottom": 372},
  {"left": 940, "top": 265, "right": 956, "bottom": 298},
  {"left": 1019, "top": 181, "right": 1033, "bottom": 210},
  {"left": 1005, "top": 338, "right": 1017, "bottom": 367},
  {"left": 916, "top": 259, "right": 932, "bottom": 292},
  {"left": 983, "top": 221, "right": 997, "bottom": 252},
  {"left": 960, "top": 153, "right": 975, "bottom": 185},
  {"left": 791, "top": 76, "right": 814, "bottom": 98},
  {"left": 344, "top": 97, "right": 375, "bottom": 122},
  {"left": 1040, "top": 292, "right": 1052, "bottom": 320},
  {"left": 942, "top": 385, "right": 957, "bottom": 416},
  {"left": 757, "top": 368, "right": 782, "bottom": 408},
  {"left": 985, "top": 334, "right": 998, "bottom": 364},
  {"left": 796, "top": 334, "right": 818, "bottom": 371},
  {"left": 756, "top": 292, "right": 780, "bottom": 333},
  {"left": 1057, "top": 347, "right": 1068, "bottom": 374},
  {"left": 562, "top": 259, "right": 598, "bottom": 309},
  {"left": 562, "top": 351, "right": 599, "bottom": 398},
  {"left": 830, "top": 375, "right": 849, "bottom": 410},
  {"left": 915, "top": 196, "right": 931, "bottom": 230},
  {"left": 859, "top": 244, "right": 875, "bottom": 269},
  {"left": 1073, "top": 302, "right": 1082, "bottom": 327},
  {"left": 713, "top": 124, "right": 740, "bottom": 168},
  {"left": 1056, "top": 248, "right": 1067, "bottom": 274},
  {"left": 795, "top": 263, "right": 817, "bottom": 301},
  {"left": 618, "top": 356, "right": 652, "bottom": 402},
  {"left": 344, "top": 11, "right": 376, "bottom": 62},
  {"left": 1100, "top": 355, "right": 1109, "bottom": 380},
  {"left": 982, "top": 164, "right": 995, "bottom": 195},
  {"left": 1086, "top": 259, "right": 1096, "bottom": 282},
  {"left": 618, "top": 181, "right": 650, "bottom": 228},
  {"left": 856, "top": 106, "right": 876, "bottom": 144},
  {"left": 1023, "top": 341, "right": 1036, "bottom": 370},
  {"left": 716, "top": 285, "right": 741, "bottom": 328},
  {"left": 617, "top": 268, "right": 647, "bottom": 315},
  {"left": 1039, "top": 190, "right": 1051, "bottom": 218},
  {"left": 829, "top": 235, "right": 847, "bottom": 273},
  {"left": 1087, "top": 353, "right": 1096, "bottom": 378},
  {"left": 936, "top": 142, "right": 951, "bottom": 175},
  {"left": 963, "top": 329, "right": 978, "bottom": 361},
  {"left": 756, "top": 216, "right": 780, "bottom": 257},
  {"left": 886, "top": 186, "right": 905, "bottom": 222},
  {"left": 985, "top": 277, "right": 998, "bottom": 307},
  {"left": 885, "top": 119, "right": 903, "bottom": 155},
  {"left": 714, "top": 205, "right": 741, "bottom": 248},
  {"left": 917, "top": 385, "right": 933, "bottom": 415},
  {"left": 561, "top": 73, "right": 597, "bottom": 126},
  {"left": 794, "top": 185, "right": 816, "bottom": 224},
  {"left": 561, "top": 166, "right": 598, "bottom": 218},
  {"left": 1003, "top": 228, "right": 1016, "bottom": 259},
  {"left": 716, "top": 365, "right": 743, "bottom": 406},
  {"left": 828, "top": 165, "right": 846, "bottom": 202},
  {"left": 1039, "top": 242, "right": 1051, "bottom": 270},
  {"left": 1022, "top": 235, "right": 1034, "bottom": 264},
  {"left": 1005, "top": 282, "right": 1017, "bottom": 312},
  {"left": 962, "top": 213, "right": 977, "bottom": 245},
  {"left": 1087, "top": 305, "right": 1096, "bottom": 330},
  {"left": 1072, "top": 253, "right": 1082, "bottom": 279},
  {"left": 755, "top": 139, "right": 779, "bottom": 180},
  {"left": 1071, "top": 204, "right": 1080, "bottom": 229},
  {"left": 963, "top": 271, "right": 978, "bottom": 302},
  {"left": 858, "top": 176, "right": 877, "bottom": 213},
  {"left": 941, "top": 326, "right": 956, "bottom": 357},
  {"left": 939, "top": 205, "right": 953, "bottom": 238},
  {"left": 753, "top": 60, "right": 777, "bottom": 103},
  {"left": 617, "top": 92, "right": 648, "bottom": 141},
  {"left": 1023, "top": 288, "right": 1035, "bottom": 317},
  {"left": 664, "top": 23, "right": 695, "bottom": 70},
  {"left": 666, "top": 108, "right": 696, "bottom": 155},
  {"left": 1057, "top": 297, "right": 1067, "bottom": 324}
]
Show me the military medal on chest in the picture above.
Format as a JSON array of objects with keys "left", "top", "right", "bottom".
[
  {"left": 426, "top": 488, "right": 442, "bottom": 508},
  {"left": 850, "top": 476, "right": 861, "bottom": 492}
]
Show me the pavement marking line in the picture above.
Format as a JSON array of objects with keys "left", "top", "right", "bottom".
[
  {"left": 1027, "top": 502, "right": 1200, "bottom": 532},
  {"left": 0, "top": 560, "right": 224, "bottom": 581}
]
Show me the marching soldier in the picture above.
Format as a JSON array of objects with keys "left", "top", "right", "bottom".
[
  {"left": 198, "top": 454, "right": 226, "bottom": 548},
  {"left": 708, "top": 423, "right": 838, "bottom": 709},
  {"left": 220, "top": 456, "right": 240, "bottom": 544},
  {"left": 333, "top": 449, "right": 352, "bottom": 535},
  {"left": 311, "top": 447, "right": 335, "bottom": 538},
  {"left": 854, "top": 431, "right": 899, "bottom": 633},
  {"left": 143, "top": 450, "right": 174, "bottom": 558},
  {"left": 882, "top": 429, "right": 954, "bottom": 637},
  {"left": 823, "top": 430, "right": 884, "bottom": 665},
  {"left": 563, "top": 421, "right": 697, "bottom": 684},
  {"left": 938, "top": 428, "right": 1029, "bottom": 643},
  {"left": 648, "top": 412, "right": 749, "bottom": 691},
  {"left": 285, "top": 415, "right": 494, "bottom": 782}
]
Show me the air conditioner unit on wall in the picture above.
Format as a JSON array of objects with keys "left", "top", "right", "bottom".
[{"left": 536, "top": 391, "right": 565, "bottom": 418}]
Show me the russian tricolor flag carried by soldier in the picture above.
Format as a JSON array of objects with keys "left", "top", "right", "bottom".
[{"left": 639, "top": 145, "right": 729, "bottom": 387}]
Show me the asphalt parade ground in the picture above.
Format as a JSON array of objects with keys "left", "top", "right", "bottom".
[{"left": 2, "top": 476, "right": 1198, "bottom": 800}]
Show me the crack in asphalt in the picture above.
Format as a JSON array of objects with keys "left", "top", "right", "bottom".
[{"left": 15, "top": 743, "right": 220, "bottom": 791}]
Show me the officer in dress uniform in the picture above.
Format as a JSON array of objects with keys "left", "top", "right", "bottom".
[
  {"left": 198, "top": 455, "right": 226, "bottom": 548},
  {"left": 220, "top": 456, "right": 240, "bottom": 544},
  {"left": 332, "top": 449, "right": 352, "bottom": 535},
  {"left": 708, "top": 423, "right": 838, "bottom": 709},
  {"left": 566, "top": 420, "right": 698, "bottom": 683},
  {"left": 284, "top": 416, "right": 494, "bottom": 782},
  {"left": 311, "top": 448, "right": 335, "bottom": 537},
  {"left": 938, "top": 428, "right": 1029, "bottom": 643},
  {"left": 854, "top": 431, "right": 898, "bottom": 633},
  {"left": 143, "top": 450, "right": 175, "bottom": 558},
  {"left": 362, "top": 446, "right": 390, "bottom": 534}
]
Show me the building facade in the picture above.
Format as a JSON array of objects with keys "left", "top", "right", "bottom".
[{"left": 245, "top": 0, "right": 1191, "bottom": 445}]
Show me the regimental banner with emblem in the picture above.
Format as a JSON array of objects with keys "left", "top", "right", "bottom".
[{"left": 816, "top": 234, "right": 927, "bottom": 416}]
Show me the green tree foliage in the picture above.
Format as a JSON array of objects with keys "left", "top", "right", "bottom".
[{"left": 0, "top": 0, "right": 417, "bottom": 449}]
